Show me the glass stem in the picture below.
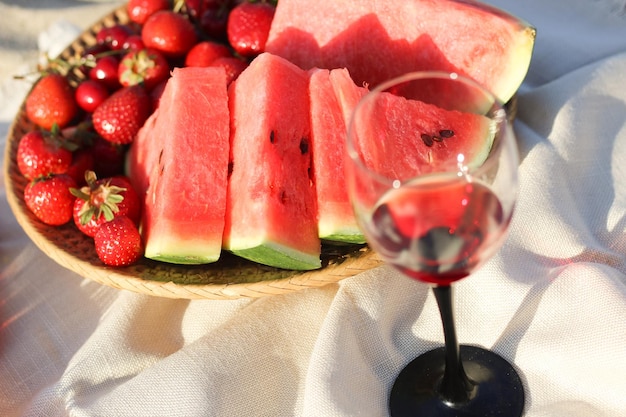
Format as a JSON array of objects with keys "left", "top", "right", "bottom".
[{"left": 433, "top": 284, "right": 476, "bottom": 405}]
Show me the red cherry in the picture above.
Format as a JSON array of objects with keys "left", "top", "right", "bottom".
[
  {"left": 75, "top": 79, "right": 110, "bottom": 113},
  {"left": 96, "top": 25, "right": 134, "bottom": 51},
  {"left": 199, "top": 6, "right": 229, "bottom": 40},
  {"left": 122, "top": 35, "right": 146, "bottom": 52},
  {"left": 89, "top": 55, "right": 122, "bottom": 90}
]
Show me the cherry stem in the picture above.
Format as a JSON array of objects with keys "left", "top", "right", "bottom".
[{"left": 432, "top": 285, "right": 476, "bottom": 405}]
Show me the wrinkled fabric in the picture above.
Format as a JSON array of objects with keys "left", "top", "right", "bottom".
[{"left": 1, "top": 0, "right": 625, "bottom": 416}]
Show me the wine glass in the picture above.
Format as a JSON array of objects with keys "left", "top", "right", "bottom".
[{"left": 345, "top": 71, "right": 524, "bottom": 416}]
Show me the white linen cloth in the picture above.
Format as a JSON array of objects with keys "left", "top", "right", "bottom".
[{"left": 1, "top": 0, "right": 626, "bottom": 415}]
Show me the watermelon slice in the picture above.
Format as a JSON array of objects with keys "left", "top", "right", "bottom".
[
  {"left": 129, "top": 66, "right": 231, "bottom": 264},
  {"left": 224, "top": 53, "right": 321, "bottom": 270},
  {"left": 332, "top": 72, "right": 495, "bottom": 181},
  {"left": 308, "top": 68, "right": 365, "bottom": 244},
  {"left": 266, "top": 0, "right": 535, "bottom": 103}
]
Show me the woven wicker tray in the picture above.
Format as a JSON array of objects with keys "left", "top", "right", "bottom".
[{"left": 3, "top": 7, "right": 383, "bottom": 300}]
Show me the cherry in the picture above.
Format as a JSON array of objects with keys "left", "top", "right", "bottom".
[
  {"left": 91, "top": 137, "right": 127, "bottom": 178},
  {"left": 199, "top": 6, "right": 229, "bottom": 40},
  {"left": 122, "top": 35, "right": 146, "bottom": 52},
  {"left": 96, "top": 24, "right": 134, "bottom": 51},
  {"left": 89, "top": 55, "right": 122, "bottom": 90},
  {"left": 75, "top": 80, "right": 110, "bottom": 113}
]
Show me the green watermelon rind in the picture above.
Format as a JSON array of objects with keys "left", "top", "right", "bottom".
[
  {"left": 469, "top": 118, "right": 498, "bottom": 169},
  {"left": 318, "top": 224, "right": 366, "bottom": 244},
  {"left": 228, "top": 242, "right": 322, "bottom": 271},
  {"left": 146, "top": 253, "right": 221, "bottom": 265},
  {"left": 144, "top": 236, "right": 222, "bottom": 265},
  {"left": 321, "top": 234, "right": 367, "bottom": 245}
]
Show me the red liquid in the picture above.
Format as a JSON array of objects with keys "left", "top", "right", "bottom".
[{"left": 368, "top": 178, "right": 509, "bottom": 285}]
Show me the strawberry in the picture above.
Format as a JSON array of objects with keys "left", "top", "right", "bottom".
[
  {"left": 227, "top": 1, "right": 276, "bottom": 57},
  {"left": 142, "top": 10, "right": 198, "bottom": 57},
  {"left": 127, "top": 0, "right": 171, "bottom": 25},
  {"left": 92, "top": 85, "right": 152, "bottom": 144},
  {"left": 94, "top": 215, "right": 143, "bottom": 266},
  {"left": 184, "top": 41, "right": 231, "bottom": 67},
  {"left": 71, "top": 171, "right": 141, "bottom": 237},
  {"left": 118, "top": 48, "right": 170, "bottom": 91},
  {"left": 25, "top": 73, "right": 78, "bottom": 130},
  {"left": 16, "top": 129, "right": 73, "bottom": 180},
  {"left": 24, "top": 174, "right": 77, "bottom": 226}
]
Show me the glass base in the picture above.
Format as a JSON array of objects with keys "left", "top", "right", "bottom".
[{"left": 389, "top": 345, "right": 525, "bottom": 416}]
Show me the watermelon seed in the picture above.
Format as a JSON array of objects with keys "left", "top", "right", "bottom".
[
  {"left": 227, "top": 162, "right": 233, "bottom": 178},
  {"left": 299, "top": 138, "right": 309, "bottom": 155},
  {"left": 270, "top": 130, "right": 276, "bottom": 143},
  {"left": 280, "top": 190, "right": 287, "bottom": 204},
  {"left": 432, "top": 136, "right": 443, "bottom": 143},
  {"left": 439, "top": 129, "right": 454, "bottom": 138},
  {"left": 421, "top": 134, "right": 434, "bottom": 147}
]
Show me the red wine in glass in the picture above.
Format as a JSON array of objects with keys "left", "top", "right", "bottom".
[{"left": 369, "top": 177, "right": 510, "bottom": 286}]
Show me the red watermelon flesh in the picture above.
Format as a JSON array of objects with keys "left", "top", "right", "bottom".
[
  {"left": 138, "top": 66, "right": 230, "bottom": 264},
  {"left": 266, "top": 0, "right": 535, "bottom": 103},
  {"left": 334, "top": 73, "right": 495, "bottom": 182},
  {"left": 224, "top": 52, "right": 321, "bottom": 270},
  {"left": 127, "top": 90, "right": 170, "bottom": 197},
  {"left": 308, "top": 68, "right": 364, "bottom": 244}
]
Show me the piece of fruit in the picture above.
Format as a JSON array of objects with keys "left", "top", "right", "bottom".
[
  {"left": 331, "top": 68, "right": 495, "bottom": 180},
  {"left": 265, "top": 0, "right": 536, "bottom": 103},
  {"left": 186, "top": 0, "right": 231, "bottom": 40},
  {"left": 141, "top": 10, "right": 198, "bottom": 57},
  {"left": 25, "top": 74, "right": 78, "bottom": 130},
  {"left": 184, "top": 40, "right": 231, "bottom": 67},
  {"left": 71, "top": 171, "right": 141, "bottom": 237},
  {"left": 75, "top": 79, "right": 110, "bottom": 113},
  {"left": 16, "top": 129, "right": 73, "bottom": 180},
  {"left": 94, "top": 215, "right": 144, "bottom": 266},
  {"left": 24, "top": 174, "right": 77, "bottom": 226},
  {"left": 127, "top": 0, "right": 171, "bottom": 25},
  {"left": 210, "top": 56, "right": 247, "bottom": 84},
  {"left": 65, "top": 148, "right": 95, "bottom": 186},
  {"left": 308, "top": 68, "right": 365, "bottom": 244},
  {"left": 92, "top": 85, "right": 152, "bottom": 144},
  {"left": 223, "top": 52, "right": 320, "bottom": 270},
  {"left": 227, "top": 1, "right": 275, "bottom": 57},
  {"left": 128, "top": 67, "right": 230, "bottom": 264},
  {"left": 96, "top": 24, "right": 134, "bottom": 51},
  {"left": 91, "top": 136, "right": 127, "bottom": 178},
  {"left": 121, "top": 34, "right": 146, "bottom": 52},
  {"left": 89, "top": 55, "right": 122, "bottom": 91},
  {"left": 118, "top": 48, "right": 170, "bottom": 91}
]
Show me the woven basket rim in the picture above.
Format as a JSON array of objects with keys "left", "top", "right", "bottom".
[{"left": 2, "top": 6, "right": 383, "bottom": 300}]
